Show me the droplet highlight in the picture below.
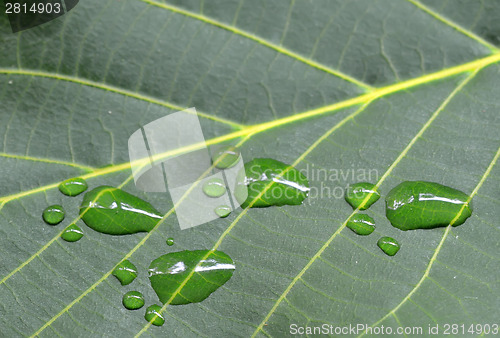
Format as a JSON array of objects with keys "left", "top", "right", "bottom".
[
  {"left": 346, "top": 214, "right": 375, "bottom": 235},
  {"left": 385, "top": 181, "right": 472, "bottom": 230},
  {"left": 345, "top": 182, "right": 380, "bottom": 210},
  {"left": 42, "top": 205, "right": 65, "bottom": 225},
  {"left": 80, "top": 186, "right": 162, "bottom": 235},
  {"left": 211, "top": 146, "right": 240, "bottom": 169},
  {"left": 123, "top": 291, "right": 145, "bottom": 310},
  {"left": 58, "top": 177, "right": 88, "bottom": 197},
  {"left": 214, "top": 205, "right": 231, "bottom": 218},
  {"left": 112, "top": 260, "right": 138, "bottom": 285},
  {"left": 144, "top": 304, "right": 165, "bottom": 326},
  {"left": 148, "top": 250, "right": 235, "bottom": 305},
  {"left": 61, "top": 224, "right": 83, "bottom": 242},
  {"left": 202, "top": 178, "right": 226, "bottom": 198},
  {"left": 377, "top": 236, "right": 400, "bottom": 256},
  {"left": 234, "top": 158, "right": 309, "bottom": 208}
]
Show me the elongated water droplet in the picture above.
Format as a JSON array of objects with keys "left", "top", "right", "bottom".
[
  {"left": 148, "top": 250, "right": 235, "bottom": 305},
  {"left": 80, "top": 186, "right": 162, "bottom": 235},
  {"left": 42, "top": 205, "right": 65, "bottom": 225},
  {"left": 214, "top": 205, "right": 231, "bottom": 218},
  {"left": 166, "top": 237, "right": 174, "bottom": 246},
  {"left": 61, "top": 223, "right": 83, "bottom": 242},
  {"left": 123, "top": 291, "right": 145, "bottom": 310},
  {"left": 58, "top": 177, "right": 88, "bottom": 196},
  {"left": 346, "top": 214, "right": 375, "bottom": 235},
  {"left": 144, "top": 304, "right": 165, "bottom": 326},
  {"left": 202, "top": 178, "right": 226, "bottom": 198},
  {"left": 385, "top": 181, "right": 472, "bottom": 230},
  {"left": 234, "top": 158, "right": 309, "bottom": 208},
  {"left": 112, "top": 260, "right": 138, "bottom": 285},
  {"left": 211, "top": 146, "right": 240, "bottom": 169},
  {"left": 377, "top": 236, "right": 400, "bottom": 256},
  {"left": 345, "top": 182, "right": 380, "bottom": 210}
]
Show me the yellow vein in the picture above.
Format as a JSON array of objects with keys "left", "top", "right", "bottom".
[
  {"left": 407, "top": 0, "right": 500, "bottom": 53},
  {"left": 0, "top": 152, "right": 95, "bottom": 172},
  {"left": 251, "top": 69, "right": 479, "bottom": 336},
  {"left": 138, "top": 0, "right": 374, "bottom": 91},
  {"left": 359, "top": 142, "right": 500, "bottom": 337},
  {"left": 135, "top": 101, "right": 374, "bottom": 336},
  {"left": 0, "top": 68, "right": 244, "bottom": 129}
]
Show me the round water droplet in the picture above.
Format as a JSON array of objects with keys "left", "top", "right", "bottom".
[
  {"left": 42, "top": 205, "right": 65, "bottom": 225},
  {"left": 211, "top": 146, "right": 240, "bottom": 169},
  {"left": 112, "top": 260, "right": 138, "bottom": 285},
  {"left": 59, "top": 177, "right": 88, "bottom": 196},
  {"left": 214, "top": 205, "right": 231, "bottom": 218},
  {"left": 123, "top": 291, "right": 145, "bottom": 310},
  {"left": 144, "top": 304, "right": 165, "bottom": 326},
  {"left": 345, "top": 182, "right": 380, "bottom": 210},
  {"left": 61, "top": 224, "right": 83, "bottom": 242},
  {"left": 385, "top": 181, "right": 472, "bottom": 230},
  {"left": 202, "top": 178, "right": 226, "bottom": 198},
  {"left": 377, "top": 236, "right": 400, "bottom": 256},
  {"left": 166, "top": 237, "right": 174, "bottom": 246},
  {"left": 346, "top": 214, "right": 375, "bottom": 235}
]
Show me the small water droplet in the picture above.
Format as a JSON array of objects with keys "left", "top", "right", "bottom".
[
  {"left": 8, "top": 80, "right": 13, "bottom": 84},
  {"left": 58, "top": 177, "right": 88, "bottom": 196},
  {"left": 123, "top": 291, "right": 145, "bottom": 310},
  {"left": 386, "top": 181, "right": 472, "bottom": 230},
  {"left": 148, "top": 250, "right": 235, "bottom": 305},
  {"left": 61, "top": 223, "right": 83, "bottom": 242},
  {"left": 346, "top": 214, "right": 375, "bottom": 235},
  {"left": 377, "top": 236, "right": 400, "bottom": 256},
  {"left": 144, "top": 304, "right": 165, "bottom": 326},
  {"left": 166, "top": 237, "right": 174, "bottom": 246},
  {"left": 202, "top": 178, "right": 226, "bottom": 198},
  {"left": 42, "top": 205, "right": 65, "bottom": 225},
  {"left": 112, "top": 260, "right": 138, "bottom": 285},
  {"left": 345, "top": 182, "right": 380, "bottom": 210},
  {"left": 211, "top": 146, "right": 240, "bottom": 169},
  {"left": 214, "top": 205, "right": 231, "bottom": 218}
]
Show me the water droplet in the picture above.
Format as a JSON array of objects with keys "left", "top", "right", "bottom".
[
  {"left": 61, "top": 223, "right": 83, "bottom": 242},
  {"left": 42, "top": 205, "right": 65, "bottom": 225},
  {"left": 8, "top": 80, "right": 13, "bottom": 84},
  {"left": 346, "top": 214, "right": 375, "bottom": 235},
  {"left": 214, "top": 205, "right": 231, "bottom": 218},
  {"left": 112, "top": 260, "right": 138, "bottom": 285},
  {"left": 148, "top": 250, "right": 235, "bottom": 305},
  {"left": 123, "top": 291, "right": 145, "bottom": 310},
  {"left": 211, "top": 146, "right": 240, "bottom": 169},
  {"left": 234, "top": 158, "right": 309, "bottom": 208},
  {"left": 166, "top": 237, "right": 174, "bottom": 246},
  {"left": 58, "top": 177, "right": 88, "bottom": 196},
  {"left": 202, "top": 178, "right": 226, "bottom": 198},
  {"left": 144, "top": 304, "right": 165, "bottom": 326},
  {"left": 377, "top": 236, "right": 400, "bottom": 256},
  {"left": 385, "top": 181, "right": 472, "bottom": 230},
  {"left": 80, "top": 186, "right": 162, "bottom": 235},
  {"left": 345, "top": 182, "right": 380, "bottom": 210}
]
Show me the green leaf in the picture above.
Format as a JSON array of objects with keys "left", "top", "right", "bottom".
[{"left": 0, "top": 0, "right": 499, "bottom": 336}]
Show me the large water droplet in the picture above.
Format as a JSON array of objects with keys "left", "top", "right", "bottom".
[
  {"left": 211, "top": 146, "right": 240, "bottom": 169},
  {"left": 144, "top": 304, "right": 165, "bottom": 326},
  {"left": 234, "top": 158, "right": 309, "bottom": 208},
  {"left": 42, "top": 205, "right": 65, "bottom": 225},
  {"left": 148, "top": 250, "right": 235, "bottom": 305},
  {"left": 377, "top": 236, "right": 400, "bottom": 256},
  {"left": 58, "top": 177, "right": 88, "bottom": 196},
  {"left": 345, "top": 182, "right": 380, "bottom": 210},
  {"left": 385, "top": 181, "right": 472, "bottom": 230},
  {"left": 202, "top": 178, "right": 226, "bottom": 198},
  {"left": 123, "top": 291, "right": 145, "bottom": 310},
  {"left": 61, "top": 223, "right": 83, "bottom": 242},
  {"left": 80, "top": 186, "right": 162, "bottom": 235},
  {"left": 112, "top": 260, "right": 138, "bottom": 285},
  {"left": 346, "top": 214, "right": 375, "bottom": 235}
]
